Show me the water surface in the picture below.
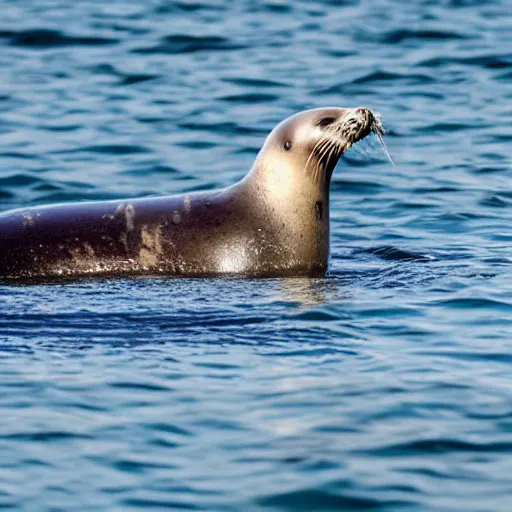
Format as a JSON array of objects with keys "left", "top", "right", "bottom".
[{"left": 0, "top": 0, "right": 511, "bottom": 510}]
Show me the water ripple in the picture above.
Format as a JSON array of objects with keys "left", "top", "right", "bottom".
[
  {"left": 0, "top": 0, "right": 511, "bottom": 511},
  {"left": 378, "top": 28, "right": 473, "bottom": 43}
]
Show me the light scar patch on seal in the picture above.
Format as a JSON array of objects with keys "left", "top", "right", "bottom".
[
  {"left": 115, "top": 202, "right": 135, "bottom": 231},
  {"left": 171, "top": 210, "right": 181, "bottom": 225},
  {"left": 22, "top": 212, "right": 41, "bottom": 228},
  {"left": 125, "top": 204, "right": 135, "bottom": 232},
  {"left": 116, "top": 203, "right": 136, "bottom": 251},
  {"left": 184, "top": 195, "right": 191, "bottom": 214},
  {"left": 68, "top": 242, "right": 98, "bottom": 273},
  {"left": 139, "top": 224, "right": 164, "bottom": 268}
]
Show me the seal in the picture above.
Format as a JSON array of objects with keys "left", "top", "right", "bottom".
[{"left": 0, "top": 107, "right": 386, "bottom": 280}]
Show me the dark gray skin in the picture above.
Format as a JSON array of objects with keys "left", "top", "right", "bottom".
[{"left": 0, "top": 107, "right": 379, "bottom": 280}]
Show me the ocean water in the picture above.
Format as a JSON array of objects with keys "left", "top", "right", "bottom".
[{"left": 0, "top": 0, "right": 511, "bottom": 510}]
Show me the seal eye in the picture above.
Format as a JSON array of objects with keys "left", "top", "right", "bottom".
[
  {"left": 318, "top": 117, "right": 336, "bottom": 127},
  {"left": 284, "top": 140, "right": 292, "bottom": 151}
]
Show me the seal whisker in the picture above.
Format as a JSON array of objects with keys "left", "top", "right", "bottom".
[
  {"left": 373, "top": 126, "right": 394, "bottom": 166},
  {"left": 364, "top": 110, "right": 394, "bottom": 166},
  {"left": 312, "top": 137, "right": 330, "bottom": 160},
  {"left": 305, "top": 138, "right": 323, "bottom": 177},
  {"left": 318, "top": 138, "right": 337, "bottom": 164},
  {"left": 306, "top": 137, "right": 330, "bottom": 181},
  {"left": 307, "top": 138, "right": 325, "bottom": 167},
  {"left": 313, "top": 140, "right": 331, "bottom": 184},
  {"left": 315, "top": 138, "right": 339, "bottom": 184},
  {"left": 326, "top": 139, "right": 344, "bottom": 177}
]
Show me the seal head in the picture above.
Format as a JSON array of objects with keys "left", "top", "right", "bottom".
[{"left": 249, "top": 107, "right": 381, "bottom": 198}]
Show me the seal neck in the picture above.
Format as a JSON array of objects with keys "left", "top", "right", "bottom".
[{"left": 235, "top": 160, "right": 331, "bottom": 272}]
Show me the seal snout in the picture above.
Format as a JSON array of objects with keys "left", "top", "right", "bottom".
[
  {"left": 338, "top": 107, "right": 392, "bottom": 165},
  {"left": 305, "top": 106, "right": 391, "bottom": 178},
  {"left": 338, "top": 107, "right": 375, "bottom": 144}
]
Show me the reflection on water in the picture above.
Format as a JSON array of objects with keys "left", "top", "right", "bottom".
[{"left": 278, "top": 277, "right": 341, "bottom": 308}]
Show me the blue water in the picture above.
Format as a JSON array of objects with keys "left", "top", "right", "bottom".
[{"left": 1, "top": 0, "right": 511, "bottom": 510}]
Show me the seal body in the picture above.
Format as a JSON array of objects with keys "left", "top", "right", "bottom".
[
  {"left": 0, "top": 182, "right": 327, "bottom": 278},
  {"left": 0, "top": 107, "right": 382, "bottom": 280}
]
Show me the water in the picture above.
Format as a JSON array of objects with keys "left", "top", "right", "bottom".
[{"left": 0, "top": 0, "right": 511, "bottom": 510}]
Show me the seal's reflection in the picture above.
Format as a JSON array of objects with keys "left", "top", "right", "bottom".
[{"left": 276, "top": 276, "right": 342, "bottom": 308}]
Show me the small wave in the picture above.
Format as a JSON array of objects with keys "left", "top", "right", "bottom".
[
  {"left": 0, "top": 311, "right": 270, "bottom": 340},
  {"left": 178, "top": 121, "right": 266, "bottom": 136},
  {"left": 56, "top": 144, "right": 151, "bottom": 155},
  {"left": 413, "top": 185, "right": 460, "bottom": 193},
  {"left": 417, "top": 122, "right": 479, "bottom": 133},
  {"left": 430, "top": 297, "right": 512, "bottom": 311},
  {"left": 155, "top": 1, "right": 224, "bottom": 14},
  {"left": 417, "top": 54, "right": 512, "bottom": 69},
  {"left": 362, "top": 438, "right": 512, "bottom": 457},
  {"left": 315, "top": 83, "right": 349, "bottom": 96},
  {"left": 261, "top": 2, "right": 292, "bottom": 13},
  {"left": 147, "top": 423, "right": 193, "bottom": 437},
  {"left": 418, "top": 350, "right": 512, "bottom": 363},
  {"left": 479, "top": 193, "right": 512, "bottom": 208},
  {"left": 352, "top": 71, "right": 435, "bottom": 85},
  {"left": 0, "top": 172, "right": 46, "bottom": 188},
  {"left": 0, "top": 190, "right": 15, "bottom": 200},
  {"left": 220, "top": 93, "right": 279, "bottom": 103},
  {"left": 109, "top": 381, "right": 171, "bottom": 392},
  {"left": 121, "top": 165, "right": 182, "bottom": 176},
  {"left": 354, "top": 246, "right": 434, "bottom": 263},
  {"left": 135, "top": 116, "right": 167, "bottom": 124},
  {"left": 118, "top": 74, "right": 159, "bottom": 86},
  {"left": 390, "top": 200, "right": 437, "bottom": 211},
  {"left": 222, "top": 77, "right": 286, "bottom": 88},
  {"left": 330, "top": 179, "right": 385, "bottom": 195},
  {"left": 37, "top": 123, "right": 82, "bottom": 132},
  {"left": 288, "top": 309, "right": 341, "bottom": 322},
  {"left": 88, "top": 63, "right": 119, "bottom": 75},
  {"left": 378, "top": 28, "right": 472, "bottom": 44},
  {"left": 266, "top": 347, "right": 358, "bottom": 357},
  {"left": 132, "top": 34, "right": 245, "bottom": 54},
  {"left": 0, "top": 28, "right": 118, "bottom": 48},
  {"left": 112, "top": 458, "right": 177, "bottom": 473},
  {"left": 30, "top": 191, "right": 129, "bottom": 205},
  {"left": 497, "top": 69, "right": 512, "bottom": 81},
  {"left": 0, "top": 151, "right": 37, "bottom": 160},
  {"left": 2, "top": 431, "right": 92, "bottom": 442},
  {"left": 317, "top": 49, "right": 355, "bottom": 58},
  {"left": 175, "top": 140, "right": 217, "bottom": 149},
  {"left": 39, "top": 179, "right": 93, "bottom": 190},
  {"left": 121, "top": 498, "right": 200, "bottom": 510},
  {"left": 257, "top": 488, "right": 410, "bottom": 511}
]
